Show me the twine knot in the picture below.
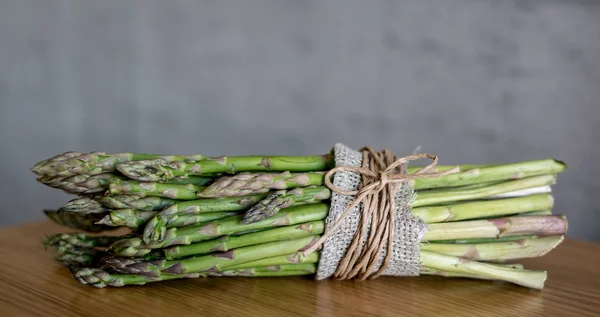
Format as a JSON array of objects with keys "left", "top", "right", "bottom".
[{"left": 303, "top": 146, "right": 459, "bottom": 280}]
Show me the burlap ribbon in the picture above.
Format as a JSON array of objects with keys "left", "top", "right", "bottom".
[{"left": 304, "top": 144, "right": 459, "bottom": 280}]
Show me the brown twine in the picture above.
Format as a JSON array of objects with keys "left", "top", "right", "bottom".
[{"left": 302, "top": 146, "right": 460, "bottom": 280}]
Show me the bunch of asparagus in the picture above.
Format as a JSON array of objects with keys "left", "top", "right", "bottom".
[{"left": 34, "top": 151, "right": 568, "bottom": 289}]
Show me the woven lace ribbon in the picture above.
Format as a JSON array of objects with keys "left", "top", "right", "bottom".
[{"left": 315, "top": 143, "right": 427, "bottom": 279}]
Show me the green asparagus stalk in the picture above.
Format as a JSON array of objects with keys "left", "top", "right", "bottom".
[
  {"left": 41, "top": 174, "right": 213, "bottom": 196},
  {"left": 45, "top": 233, "right": 127, "bottom": 249},
  {"left": 125, "top": 173, "right": 554, "bottom": 206},
  {"left": 96, "top": 209, "right": 158, "bottom": 228},
  {"left": 103, "top": 236, "right": 550, "bottom": 288},
  {"left": 412, "top": 194, "right": 554, "bottom": 223},
  {"left": 241, "top": 178, "right": 553, "bottom": 225},
  {"left": 420, "top": 263, "right": 525, "bottom": 279},
  {"left": 420, "top": 250, "right": 547, "bottom": 289},
  {"left": 98, "top": 195, "right": 178, "bottom": 211},
  {"left": 167, "top": 212, "right": 244, "bottom": 228},
  {"left": 164, "top": 221, "right": 325, "bottom": 259},
  {"left": 105, "top": 235, "right": 318, "bottom": 276},
  {"left": 220, "top": 263, "right": 316, "bottom": 275},
  {"left": 104, "top": 252, "right": 320, "bottom": 277},
  {"left": 115, "top": 209, "right": 565, "bottom": 256},
  {"left": 108, "top": 181, "right": 206, "bottom": 199},
  {"left": 38, "top": 173, "right": 122, "bottom": 194},
  {"left": 159, "top": 195, "right": 269, "bottom": 216},
  {"left": 142, "top": 194, "right": 268, "bottom": 242},
  {"left": 412, "top": 174, "right": 557, "bottom": 207},
  {"left": 73, "top": 264, "right": 315, "bottom": 288},
  {"left": 43, "top": 210, "right": 114, "bottom": 233},
  {"left": 421, "top": 236, "right": 564, "bottom": 261},
  {"left": 242, "top": 186, "right": 331, "bottom": 224},
  {"left": 55, "top": 248, "right": 100, "bottom": 267},
  {"left": 58, "top": 196, "right": 108, "bottom": 214},
  {"left": 199, "top": 172, "right": 325, "bottom": 198},
  {"left": 116, "top": 158, "right": 564, "bottom": 189},
  {"left": 429, "top": 235, "right": 543, "bottom": 244},
  {"left": 423, "top": 215, "right": 568, "bottom": 241},
  {"left": 410, "top": 159, "right": 565, "bottom": 189},
  {"left": 241, "top": 187, "right": 554, "bottom": 224},
  {"left": 165, "top": 176, "right": 215, "bottom": 186},
  {"left": 111, "top": 204, "right": 329, "bottom": 256},
  {"left": 224, "top": 252, "right": 320, "bottom": 270},
  {"left": 31, "top": 152, "right": 205, "bottom": 177},
  {"left": 96, "top": 209, "right": 239, "bottom": 229},
  {"left": 116, "top": 155, "right": 333, "bottom": 182}
]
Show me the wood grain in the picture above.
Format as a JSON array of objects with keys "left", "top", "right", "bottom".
[{"left": 0, "top": 221, "right": 599, "bottom": 317}]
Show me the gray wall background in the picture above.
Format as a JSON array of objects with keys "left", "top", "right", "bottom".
[{"left": 1, "top": 0, "right": 599, "bottom": 241}]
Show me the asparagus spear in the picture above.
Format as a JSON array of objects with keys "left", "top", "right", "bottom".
[
  {"left": 423, "top": 215, "right": 568, "bottom": 241},
  {"left": 31, "top": 152, "right": 205, "bottom": 177},
  {"left": 410, "top": 159, "right": 565, "bottom": 189},
  {"left": 241, "top": 188, "right": 553, "bottom": 225},
  {"left": 165, "top": 176, "right": 214, "bottom": 186},
  {"left": 199, "top": 172, "right": 325, "bottom": 198},
  {"left": 38, "top": 173, "right": 122, "bottom": 194},
  {"left": 116, "top": 158, "right": 564, "bottom": 189},
  {"left": 41, "top": 174, "right": 213, "bottom": 196},
  {"left": 96, "top": 209, "right": 158, "bottom": 228},
  {"left": 167, "top": 212, "right": 243, "bottom": 228},
  {"left": 43, "top": 209, "right": 114, "bottom": 233},
  {"left": 55, "top": 248, "right": 100, "bottom": 267},
  {"left": 101, "top": 240, "right": 549, "bottom": 288},
  {"left": 45, "top": 233, "right": 127, "bottom": 249},
  {"left": 111, "top": 204, "right": 329, "bottom": 256},
  {"left": 430, "top": 235, "right": 542, "bottom": 244},
  {"left": 105, "top": 251, "right": 321, "bottom": 278},
  {"left": 98, "top": 195, "right": 178, "bottom": 211},
  {"left": 412, "top": 194, "right": 554, "bottom": 223},
  {"left": 420, "top": 263, "right": 525, "bottom": 279},
  {"left": 421, "top": 236, "right": 564, "bottom": 261},
  {"left": 145, "top": 186, "right": 329, "bottom": 241},
  {"left": 215, "top": 264, "right": 316, "bottom": 277},
  {"left": 163, "top": 221, "right": 325, "bottom": 259},
  {"left": 73, "top": 265, "right": 315, "bottom": 288},
  {"left": 58, "top": 196, "right": 108, "bottom": 214},
  {"left": 412, "top": 174, "right": 557, "bottom": 207},
  {"left": 116, "top": 155, "right": 333, "bottom": 182},
  {"left": 109, "top": 181, "right": 206, "bottom": 199},
  {"left": 96, "top": 209, "right": 238, "bottom": 229},
  {"left": 142, "top": 194, "right": 268, "bottom": 242},
  {"left": 105, "top": 235, "right": 318, "bottom": 276},
  {"left": 115, "top": 210, "right": 565, "bottom": 256},
  {"left": 243, "top": 186, "right": 331, "bottom": 224},
  {"left": 420, "top": 250, "right": 547, "bottom": 289},
  {"left": 224, "top": 252, "right": 320, "bottom": 270}
]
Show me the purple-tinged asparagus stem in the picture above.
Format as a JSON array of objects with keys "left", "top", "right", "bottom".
[
  {"left": 423, "top": 215, "right": 568, "bottom": 241},
  {"left": 421, "top": 236, "right": 564, "bottom": 261}
]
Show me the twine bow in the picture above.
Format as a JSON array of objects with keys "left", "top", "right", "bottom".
[{"left": 302, "top": 147, "right": 460, "bottom": 280}]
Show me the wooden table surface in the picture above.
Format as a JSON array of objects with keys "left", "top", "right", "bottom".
[{"left": 1, "top": 221, "right": 599, "bottom": 317}]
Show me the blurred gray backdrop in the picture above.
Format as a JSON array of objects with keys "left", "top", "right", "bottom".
[{"left": 1, "top": 0, "right": 599, "bottom": 241}]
